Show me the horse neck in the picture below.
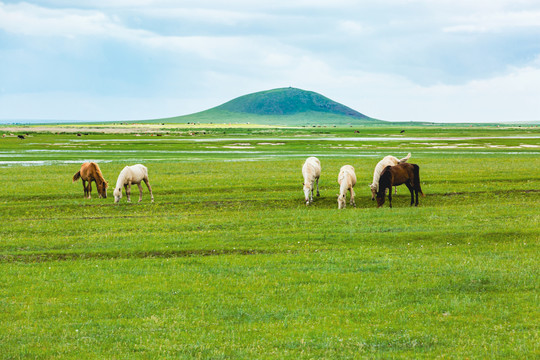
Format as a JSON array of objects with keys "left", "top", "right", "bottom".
[
  {"left": 372, "top": 162, "right": 386, "bottom": 185},
  {"left": 377, "top": 172, "right": 391, "bottom": 195},
  {"left": 94, "top": 168, "right": 105, "bottom": 185},
  {"left": 115, "top": 169, "right": 128, "bottom": 189},
  {"left": 339, "top": 179, "right": 349, "bottom": 195},
  {"left": 303, "top": 172, "right": 314, "bottom": 187}
]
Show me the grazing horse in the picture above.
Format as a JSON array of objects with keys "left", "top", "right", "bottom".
[
  {"left": 302, "top": 157, "right": 321, "bottom": 205},
  {"left": 72, "top": 162, "right": 108, "bottom": 199},
  {"left": 376, "top": 163, "right": 424, "bottom": 208},
  {"left": 114, "top": 164, "right": 154, "bottom": 203},
  {"left": 337, "top": 165, "right": 357, "bottom": 209},
  {"left": 370, "top": 153, "right": 411, "bottom": 200}
]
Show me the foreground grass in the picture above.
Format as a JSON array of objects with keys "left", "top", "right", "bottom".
[{"left": 0, "top": 128, "right": 539, "bottom": 359}]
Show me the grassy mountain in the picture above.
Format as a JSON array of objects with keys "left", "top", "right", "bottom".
[{"left": 148, "top": 87, "right": 383, "bottom": 125}]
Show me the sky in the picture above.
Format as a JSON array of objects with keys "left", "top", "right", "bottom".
[{"left": 1, "top": 1, "right": 540, "bottom": 123}]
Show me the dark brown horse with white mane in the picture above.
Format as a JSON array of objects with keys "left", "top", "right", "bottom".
[
  {"left": 72, "top": 162, "right": 108, "bottom": 199},
  {"left": 376, "top": 163, "right": 424, "bottom": 208}
]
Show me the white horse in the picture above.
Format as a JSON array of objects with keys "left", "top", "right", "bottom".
[
  {"left": 337, "top": 165, "right": 357, "bottom": 209},
  {"left": 369, "top": 153, "right": 411, "bottom": 200},
  {"left": 113, "top": 164, "right": 154, "bottom": 203},
  {"left": 302, "top": 156, "right": 321, "bottom": 205}
]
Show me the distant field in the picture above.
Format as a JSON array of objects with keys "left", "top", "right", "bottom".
[{"left": 0, "top": 126, "right": 538, "bottom": 359}]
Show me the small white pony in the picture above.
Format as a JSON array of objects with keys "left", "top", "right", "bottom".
[
  {"left": 369, "top": 153, "right": 411, "bottom": 200},
  {"left": 302, "top": 156, "right": 321, "bottom": 205},
  {"left": 337, "top": 165, "right": 357, "bottom": 209},
  {"left": 113, "top": 164, "right": 154, "bottom": 203}
]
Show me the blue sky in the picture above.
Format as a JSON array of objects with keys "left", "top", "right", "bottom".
[{"left": 1, "top": 0, "right": 539, "bottom": 122}]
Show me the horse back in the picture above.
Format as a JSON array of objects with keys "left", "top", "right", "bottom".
[
  {"left": 380, "top": 163, "right": 411, "bottom": 187},
  {"left": 388, "top": 163, "right": 414, "bottom": 185},
  {"left": 134, "top": 164, "right": 148, "bottom": 178},
  {"left": 125, "top": 164, "right": 148, "bottom": 183},
  {"left": 80, "top": 162, "right": 105, "bottom": 182},
  {"left": 303, "top": 158, "right": 321, "bottom": 180},
  {"left": 338, "top": 165, "right": 356, "bottom": 187},
  {"left": 79, "top": 162, "right": 92, "bottom": 180}
]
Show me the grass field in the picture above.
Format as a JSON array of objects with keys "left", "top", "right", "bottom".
[{"left": 0, "top": 126, "right": 539, "bottom": 359}]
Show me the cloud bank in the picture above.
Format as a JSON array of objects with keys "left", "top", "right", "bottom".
[{"left": 0, "top": 1, "right": 539, "bottom": 122}]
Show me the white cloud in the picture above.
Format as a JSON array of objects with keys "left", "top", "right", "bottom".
[
  {"left": 0, "top": 2, "right": 156, "bottom": 41},
  {"left": 2, "top": 57, "right": 540, "bottom": 122},
  {"left": 350, "top": 64, "right": 540, "bottom": 122},
  {"left": 444, "top": 11, "right": 540, "bottom": 33},
  {"left": 0, "top": 2, "right": 306, "bottom": 63},
  {"left": 337, "top": 20, "right": 371, "bottom": 35},
  {"left": 136, "top": 7, "right": 271, "bottom": 25},
  {"left": 1, "top": 1, "right": 540, "bottom": 122}
]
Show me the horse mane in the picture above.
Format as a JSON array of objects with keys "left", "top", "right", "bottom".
[
  {"left": 91, "top": 163, "right": 108, "bottom": 187},
  {"left": 115, "top": 166, "right": 131, "bottom": 190},
  {"left": 380, "top": 166, "right": 392, "bottom": 181}
]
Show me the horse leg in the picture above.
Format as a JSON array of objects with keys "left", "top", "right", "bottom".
[
  {"left": 388, "top": 190, "right": 392, "bottom": 208},
  {"left": 97, "top": 180, "right": 102, "bottom": 199},
  {"left": 350, "top": 187, "right": 356, "bottom": 207},
  {"left": 144, "top": 178, "right": 154, "bottom": 203},
  {"left": 87, "top": 181, "right": 92, "bottom": 199},
  {"left": 137, "top": 183, "right": 143, "bottom": 203},
  {"left": 394, "top": 186, "right": 397, "bottom": 195},
  {"left": 124, "top": 183, "right": 130, "bottom": 202},
  {"left": 406, "top": 183, "right": 414, "bottom": 206},
  {"left": 316, "top": 178, "right": 320, "bottom": 197},
  {"left": 128, "top": 182, "right": 133, "bottom": 202},
  {"left": 82, "top": 180, "right": 87, "bottom": 198}
]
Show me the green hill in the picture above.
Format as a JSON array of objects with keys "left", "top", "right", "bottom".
[{"left": 147, "top": 87, "right": 383, "bottom": 125}]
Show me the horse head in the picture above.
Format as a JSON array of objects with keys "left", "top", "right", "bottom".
[
  {"left": 97, "top": 181, "right": 108, "bottom": 199},
  {"left": 337, "top": 193, "right": 346, "bottom": 209},
  {"left": 369, "top": 183, "right": 377, "bottom": 200},
  {"left": 376, "top": 193, "right": 385, "bottom": 208},
  {"left": 114, "top": 187, "right": 122, "bottom": 203},
  {"left": 303, "top": 183, "right": 311, "bottom": 205},
  {"left": 375, "top": 182, "right": 387, "bottom": 207}
]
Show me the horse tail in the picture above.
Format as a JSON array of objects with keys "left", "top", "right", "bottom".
[
  {"left": 398, "top": 152, "right": 411, "bottom": 163},
  {"left": 412, "top": 164, "right": 425, "bottom": 197},
  {"left": 72, "top": 171, "right": 81, "bottom": 182}
]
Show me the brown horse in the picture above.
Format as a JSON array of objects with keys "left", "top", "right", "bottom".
[
  {"left": 72, "top": 162, "right": 108, "bottom": 199},
  {"left": 376, "top": 163, "right": 424, "bottom": 208}
]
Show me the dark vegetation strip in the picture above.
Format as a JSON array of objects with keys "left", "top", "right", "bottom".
[
  {"left": 4, "top": 189, "right": 540, "bottom": 208},
  {"left": 0, "top": 248, "right": 280, "bottom": 263}
]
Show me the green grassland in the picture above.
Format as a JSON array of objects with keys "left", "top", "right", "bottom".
[{"left": 0, "top": 126, "right": 539, "bottom": 359}]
